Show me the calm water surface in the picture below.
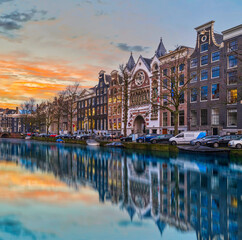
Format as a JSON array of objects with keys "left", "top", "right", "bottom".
[{"left": 0, "top": 138, "right": 241, "bottom": 240}]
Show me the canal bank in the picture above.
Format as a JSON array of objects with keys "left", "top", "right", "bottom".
[{"left": 31, "top": 137, "right": 242, "bottom": 162}]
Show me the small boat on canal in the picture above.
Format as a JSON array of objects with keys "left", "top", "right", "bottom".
[
  {"left": 86, "top": 139, "right": 100, "bottom": 146},
  {"left": 177, "top": 145, "right": 230, "bottom": 154},
  {"left": 105, "top": 142, "right": 124, "bottom": 148}
]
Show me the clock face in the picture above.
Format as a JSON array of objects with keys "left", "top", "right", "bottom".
[
  {"left": 135, "top": 71, "right": 145, "bottom": 86},
  {"left": 201, "top": 35, "right": 207, "bottom": 42}
]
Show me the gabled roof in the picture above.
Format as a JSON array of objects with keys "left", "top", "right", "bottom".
[
  {"left": 214, "top": 33, "right": 223, "bottom": 44},
  {"left": 126, "top": 52, "right": 135, "bottom": 72},
  {"left": 141, "top": 56, "right": 152, "bottom": 71},
  {"left": 155, "top": 38, "right": 166, "bottom": 58}
]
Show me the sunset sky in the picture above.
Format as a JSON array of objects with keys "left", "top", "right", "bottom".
[{"left": 0, "top": 0, "right": 241, "bottom": 108}]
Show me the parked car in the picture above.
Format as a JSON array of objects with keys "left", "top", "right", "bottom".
[
  {"left": 49, "top": 134, "right": 57, "bottom": 138},
  {"left": 136, "top": 134, "right": 157, "bottom": 143},
  {"left": 169, "top": 131, "right": 206, "bottom": 145},
  {"left": 39, "top": 133, "right": 48, "bottom": 138},
  {"left": 190, "top": 135, "right": 220, "bottom": 146},
  {"left": 151, "top": 134, "right": 173, "bottom": 144},
  {"left": 120, "top": 134, "right": 133, "bottom": 142},
  {"left": 79, "top": 134, "right": 93, "bottom": 140},
  {"left": 55, "top": 134, "right": 72, "bottom": 139},
  {"left": 207, "top": 135, "right": 242, "bottom": 148},
  {"left": 228, "top": 137, "right": 242, "bottom": 149}
]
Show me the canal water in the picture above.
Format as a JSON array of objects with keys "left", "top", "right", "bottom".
[{"left": 0, "top": 139, "right": 241, "bottom": 240}]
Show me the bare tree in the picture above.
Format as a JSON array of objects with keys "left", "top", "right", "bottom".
[
  {"left": 153, "top": 48, "right": 193, "bottom": 135},
  {"left": 53, "top": 93, "right": 65, "bottom": 134},
  {"left": 20, "top": 98, "right": 36, "bottom": 133},
  {"left": 43, "top": 101, "right": 55, "bottom": 134},
  {"left": 35, "top": 102, "right": 46, "bottom": 133},
  {"left": 63, "top": 82, "right": 81, "bottom": 134},
  {"left": 119, "top": 64, "right": 129, "bottom": 137}
]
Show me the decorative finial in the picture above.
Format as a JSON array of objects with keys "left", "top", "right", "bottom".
[
  {"left": 160, "top": 37, "right": 162, "bottom": 41},
  {"left": 131, "top": 51, "right": 132, "bottom": 56}
]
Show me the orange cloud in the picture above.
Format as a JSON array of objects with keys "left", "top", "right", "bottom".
[
  {"left": 0, "top": 161, "right": 99, "bottom": 205},
  {"left": 0, "top": 54, "right": 112, "bottom": 108}
]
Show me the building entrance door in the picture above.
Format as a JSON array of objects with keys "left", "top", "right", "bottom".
[
  {"left": 212, "top": 128, "right": 218, "bottom": 135},
  {"left": 133, "top": 115, "right": 145, "bottom": 134},
  {"left": 162, "top": 129, "right": 168, "bottom": 134}
]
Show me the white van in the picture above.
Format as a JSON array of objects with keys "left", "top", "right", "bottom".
[{"left": 169, "top": 131, "right": 206, "bottom": 145}]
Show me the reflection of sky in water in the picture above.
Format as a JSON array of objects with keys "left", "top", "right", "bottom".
[
  {"left": 0, "top": 162, "right": 196, "bottom": 240},
  {"left": 0, "top": 201, "right": 195, "bottom": 240}
]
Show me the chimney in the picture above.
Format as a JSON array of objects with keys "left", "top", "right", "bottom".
[{"left": 16, "top": 107, "right": 19, "bottom": 114}]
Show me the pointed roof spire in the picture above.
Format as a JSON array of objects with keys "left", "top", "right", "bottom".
[
  {"left": 155, "top": 37, "right": 166, "bottom": 58},
  {"left": 126, "top": 52, "right": 135, "bottom": 71}
]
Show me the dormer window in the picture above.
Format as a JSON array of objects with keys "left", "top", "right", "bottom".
[
  {"left": 201, "top": 43, "right": 208, "bottom": 52},
  {"left": 228, "top": 40, "right": 238, "bottom": 52}
]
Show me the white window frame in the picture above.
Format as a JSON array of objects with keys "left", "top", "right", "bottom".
[
  {"left": 211, "top": 51, "right": 220, "bottom": 63},
  {"left": 211, "top": 83, "right": 219, "bottom": 101},
  {"left": 211, "top": 66, "right": 220, "bottom": 79},
  {"left": 200, "top": 42, "right": 208, "bottom": 53}
]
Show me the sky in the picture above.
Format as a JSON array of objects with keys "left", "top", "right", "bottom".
[{"left": 0, "top": 0, "right": 241, "bottom": 108}]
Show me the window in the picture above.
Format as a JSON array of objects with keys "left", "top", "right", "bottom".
[
  {"left": 191, "top": 88, "right": 198, "bottom": 102},
  {"left": 228, "top": 89, "right": 237, "bottom": 104},
  {"left": 179, "top": 63, "right": 185, "bottom": 71},
  {"left": 191, "top": 72, "right": 197, "bottom": 82},
  {"left": 212, "top": 51, "right": 220, "bottom": 62},
  {"left": 179, "top": 91, "right": 184, "bottom": 104},
  {"left": 171, "top": 66, "right": 176, "bottom": 74},
  {"left": 163, "top": 112, "right": 168, "bottom": 126},
  {"left": 212, "top": 196, "right": 219, "bottom": 210},
  {"left": 201, "top": 109, "right": 208, "bottom": 125},
  {"left": 191, "top": 110, "right": 197, "bottom": 127},
  {"left": 228, "top": 40, "right": 238, "bottom": 52},
  {"left": 201, "top": 42, "right": 208, "bottom": 52},
  {"left": 163, "top": 78, "right": 168, "bottom": 89},
  {"left": 201, "top": 69, "right": 208, "bottom": 81},
  {"left": 211, "top": 109, "right": 219, "bottom": 125},
  {"left": 179, "top": 74, "right": 184, "bottom": 86},
  {"left": 228, "top": 55, "right": 237, "bottom": 68},
  {"left": 179, "top": 110, "right": 184, "bottom": 126},
  {"left": 163, "top": 94, "right": 168, "bottom": 106},
  {"left": 190, "top": 58, "right": 197, "bottom": 68},
  {"left": 211, "top": 176, "right": 219, "bottom": 190},
  {"left": 201, "top": 86, "right": 208, "bottom": 101},
  {"left": 201, "top": 193, "right": 208, "bottom": 207},
  {"left": 212, "top": 66, "right": 220, "bottom": 78},
  {"left": 191, "top": 190, "right": 198, "bottom": 204},
  {"left": 171, "top": 112, "right": 174, "bottom": 126},
  {"left": 212, "top": 84, "right": 219, "bottom": 100},
  {"left": 227, "top": 109, "right": 237, "bottom": 126},
  {"left": 201, "top": 55, "right": 208, "bottom": 65},
  {"left": 228, "top": 71, "right": 237, "bottom": 85},
  {"left": 163, "top": 69, "right": 168, "bottom": 76}
]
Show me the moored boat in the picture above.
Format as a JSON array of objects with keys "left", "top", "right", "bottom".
[{"left": 86, "top": 139, "right": 100, "bottom": 146}]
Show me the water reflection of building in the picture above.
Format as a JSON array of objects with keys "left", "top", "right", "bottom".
[{"left": 0, "top": 140, "right": 241, "bottom": 240}]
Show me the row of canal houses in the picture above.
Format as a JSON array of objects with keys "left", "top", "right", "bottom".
[{"left": 77, "top": 21, "right": 242, "bottom": 136}]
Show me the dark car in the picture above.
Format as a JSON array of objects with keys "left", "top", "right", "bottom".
[
  {"left": 136, "top": 134, "right": 157, "bottom": 143},
  {"left": 80, "top": 134, "right": 93, "bottom": 140},
  {"left": 206, "top": 135, "right": 242, "bottom": 148},
  {"left": 151, "top": 134, "right": 173, "bottom": 144},
  {"left": 55, "top": 134, "right": 72, "bottom": 139},
  {"left": 190, "top": 135, "right": 220, "bottom": 146},
  {"left": 120, "top": 134, "right": 133, "bottom": 142}
]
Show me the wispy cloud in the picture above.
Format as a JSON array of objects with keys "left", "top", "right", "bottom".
[
  {"left": 112, "top": 42, "right": 150, "bottom": 52},
  {"left": 0, "top": 9, "right": 55, "bottom": 32}
]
